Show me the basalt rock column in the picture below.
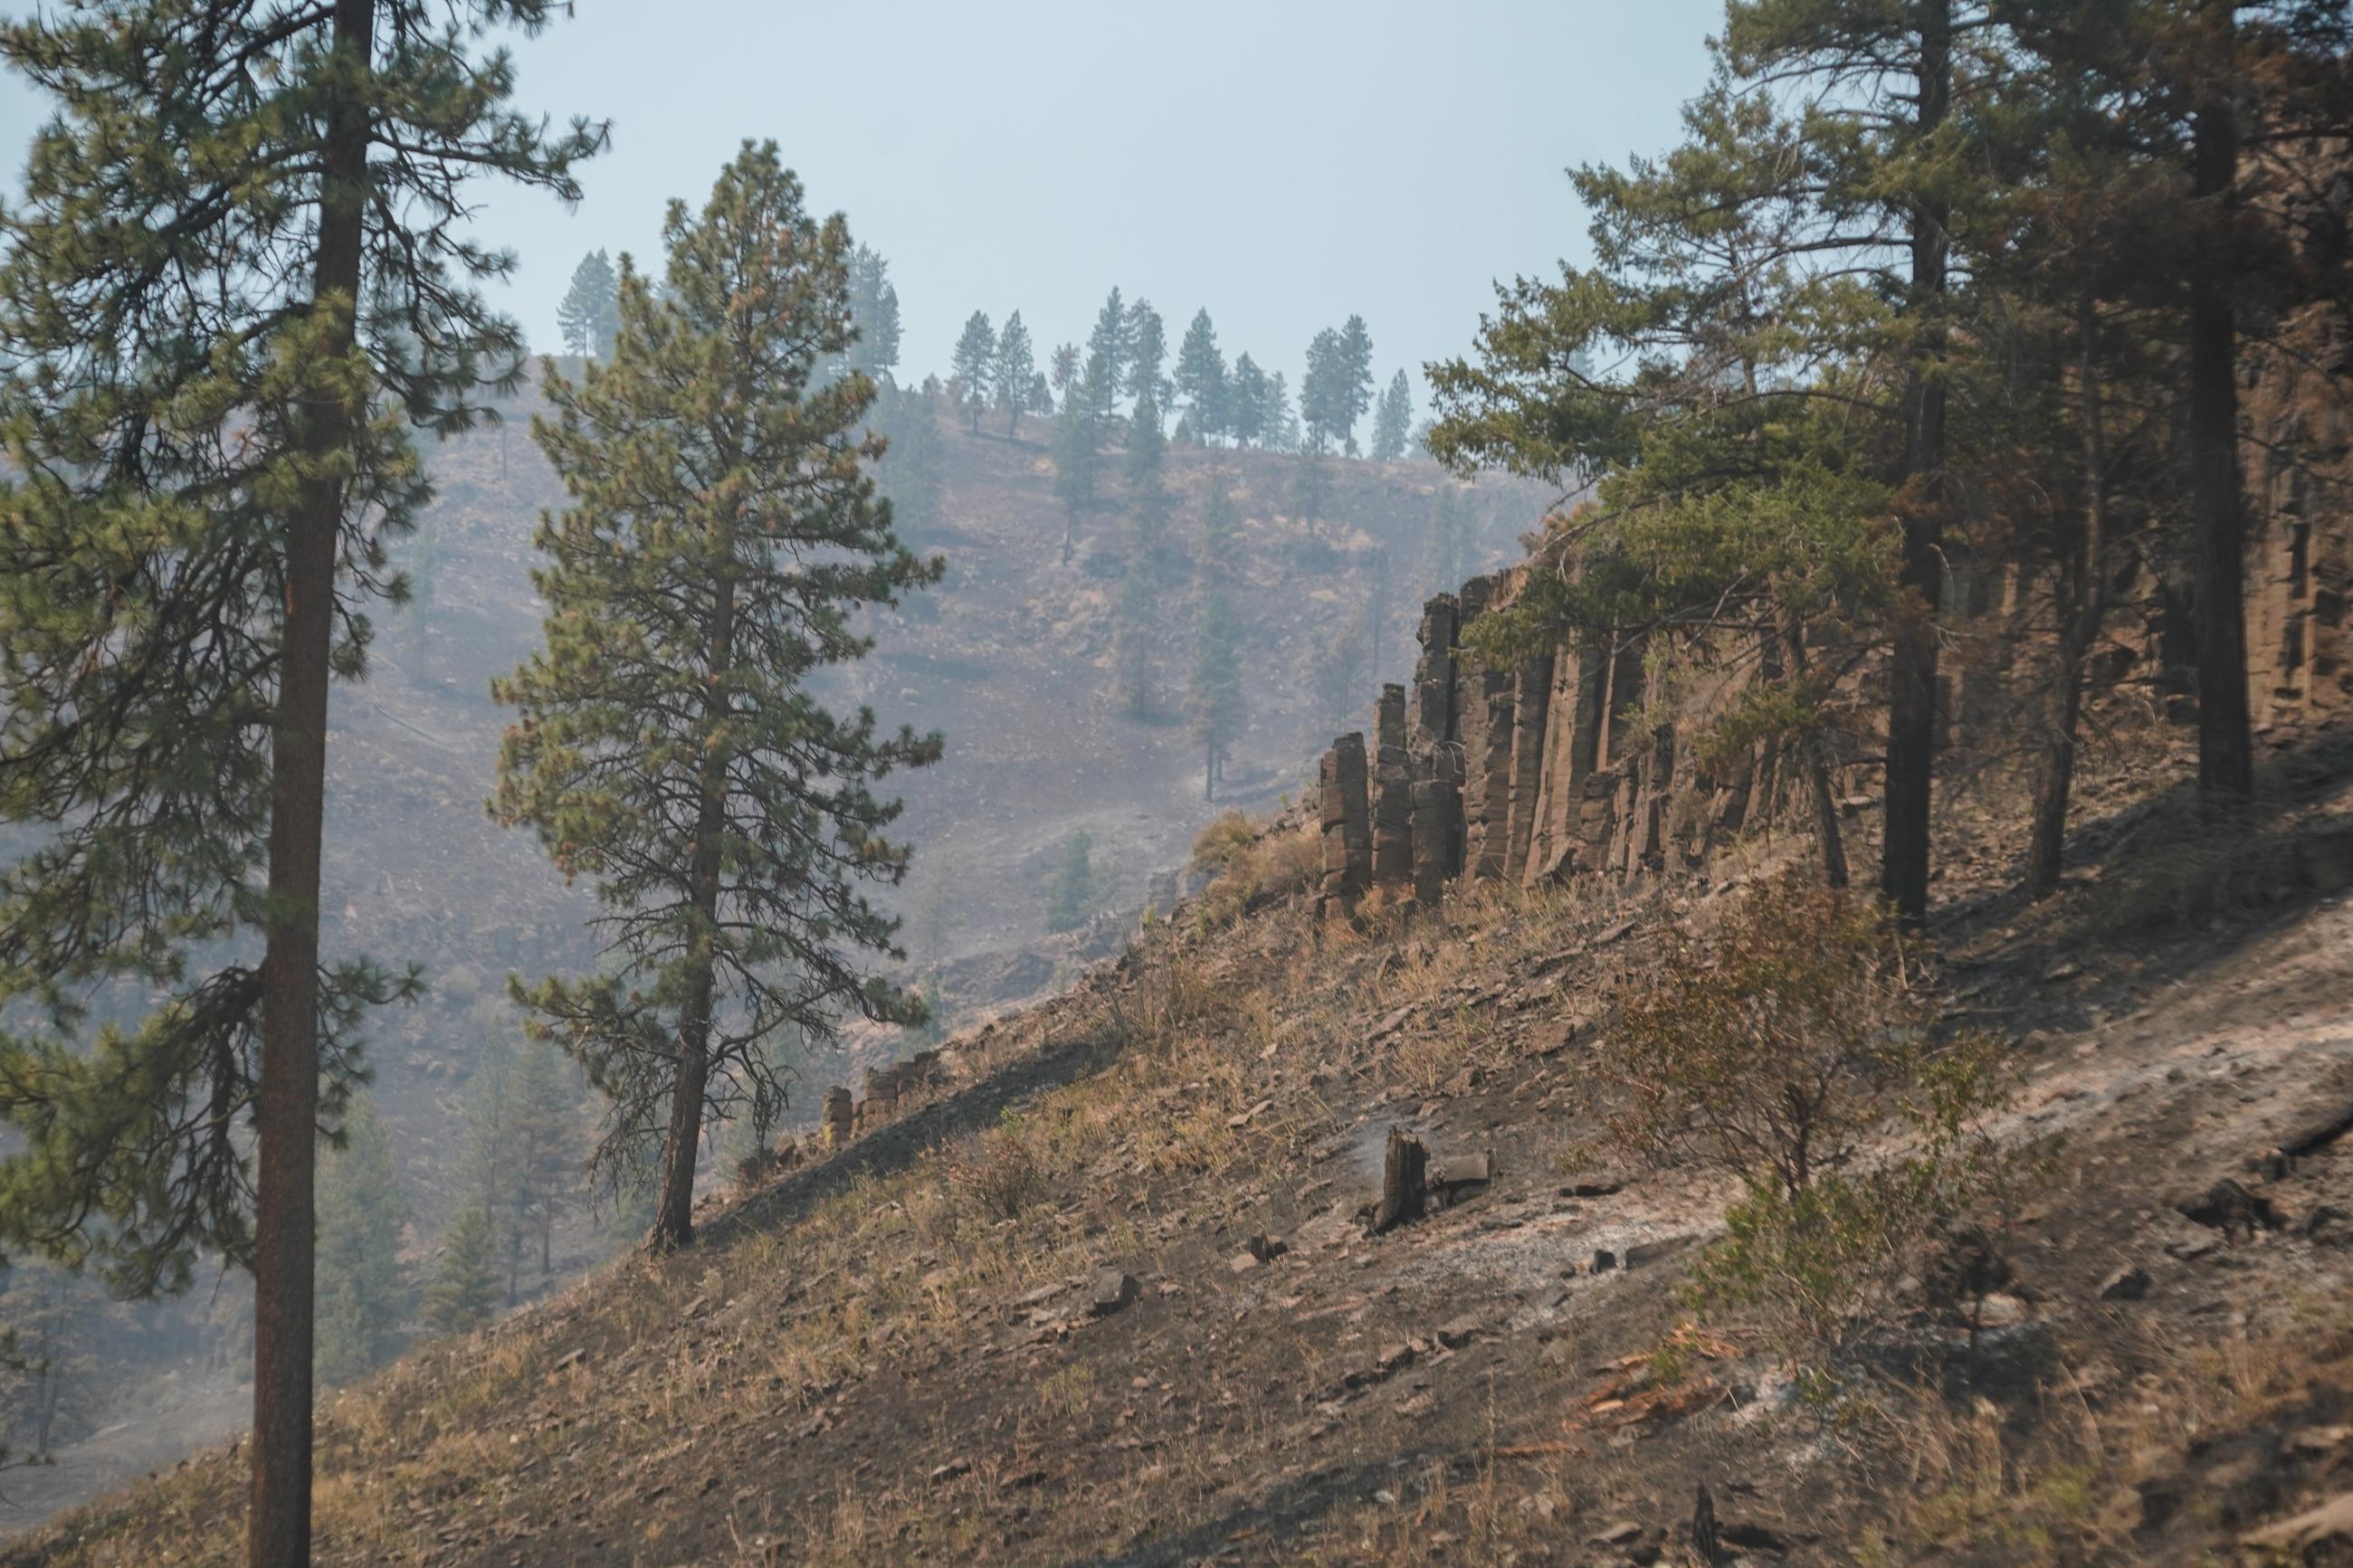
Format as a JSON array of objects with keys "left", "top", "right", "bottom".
[
  {"left": 823, "top": 1086, "right": 853, "bottom": 1150},
  {"left": 1411, "top": 776, "right": 1462, "bottom": 905},
  {"left": 1503, "top": 651, "right": 1554, "bottom": 881},
  {"left": 1409, "top": 595, "right": 1460, "bottom": 753},
  {"left": 1319, "top": 732, "right": 1372, "bottom": 912},
  {"left": 1448, "top": 576, "right": 1520, "bottom": 881},
  {"left": 1371, "top": 685, "right": 1414, "bottom": 888}
]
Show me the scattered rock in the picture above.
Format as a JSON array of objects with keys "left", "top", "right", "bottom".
[
  {"left": 1090, "top": 1270, "right": 1140, "bottom": 1316},
  {"left": 1592, "top": 1249, "right": 1618, "bottom": 1273},
  {"left": 2098, "top": 1264, "right": 2151, "bottom": 1301},
  {"left": 1430, "top": 1150, "right": 1493, "bottom": 1205},
  {"left": 1587, "top": 1520, "right": 1644, "bottom": 1546},
  {"left": 928, "top": 1457, "right": 972, "bottom": 1484},
  {"left": 1562, "top": 1175, "right": 1624, "bottom": 1198},
  {"left": 1435, "top": 1313, "right": 1484, "bottom": 1349},
  {"left": 1624, "top": 1236, "right": 1691, "bottom": 1269},
  {"left": 2177, "top": 1179, "right": 2279, "bottom": 1238}
]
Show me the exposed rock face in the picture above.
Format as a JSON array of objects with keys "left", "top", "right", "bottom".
[
  {"left": 1371, "top": 685, "right": 1415, "bottom": 889},
  {"left": 1319, "top": 731, "right": 1372, "bottom": 914},
  {"left": 823, "top": 1086, "right": 853, "bottom": 1150}
]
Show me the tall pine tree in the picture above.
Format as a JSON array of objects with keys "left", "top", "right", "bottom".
[
  {"left": 994, "top": 310, "right": 1037, "bottom": 439},
  {"left": 1175, "top": 309, "right": 1228, "bottom": 443},
  {"left": 0, "top": 6, "right": 597, "bottom": 1561},
  {"left": 313, "top": 1096, "right": 408, "bottom": 1387},
  {"left": 950, "top": 310, "right": 996, "bottom": 432},
  {"left": 558, "top": 249, "right": 619, "bottom": 358},
  {"left": 1371, "top": 369, "right": 1413, "bottom": 461},
  {"left": 493, "top": 144, "right": 941, "bottom": 1254}
]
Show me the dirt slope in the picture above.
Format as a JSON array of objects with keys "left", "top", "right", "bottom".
[{"left": 14, "top": 717, "right": 2353, "bottom": 1567}]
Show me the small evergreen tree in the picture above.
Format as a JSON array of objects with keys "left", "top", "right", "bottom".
[
  {"left": 1175, "top": 309, "right": 1228, "bottom": 443},
  {"left": 1197, "top": 481, "right": 1243, "bottom": 580},
  {"left": 1113, "top": 549, "right": 1160, "bottom": 718},
  {"left": 314, "top": 1098, "right": 410, "bottom": 1388},
  {"left": 1043, "top": 832, "right": 1098, "bottom": 933},
  {"left": 1229, "top": 354, "right": 1270, "bottom": 448},
  {"left": 1264, "top": 371, "right": 1297, "bottom": 453},
  {"left": 1088, "top": 287, "right": 1132, "bottom": 415},
  {"left": 1337, "top": 315, "right": 1377, "bottom": 452},
  {"left": 951, "top": 310, "right": 996, "bottom": 432},
  {"left": 1053, "top": 350, "right": 1111, "bottom": 562},
  {"left": 1301, "top": 326, "right": 1346, "bottom": 451},
  {"left": 994, "top": 310, "right": 1036, "bottom": 439},
  {"left": 1187, "top": 592, "right": 1246, "bottom": 801},
  {"left": 1291, "top": 451, "right": 1330, "bottom": 537},
  {"left": 419, "top": 1207, "right": 501, "bottom": 1338},
  {"left": 1371, "top": 369, "right": 1413, "bottom": 461},
  {"left": 1126, "top": 298, "right": 1169, "bottom": 412},
  {"left": 846, "top": 244, "right": 901, "bottom": 379},
  {"left": 494, "top": 145, "right": 942, "bottom": 1253},
  {"left": 558, "top": 249, "right": 620, "bottom": 359}
]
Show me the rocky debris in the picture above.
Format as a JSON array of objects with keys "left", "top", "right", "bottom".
[
  {"left": 2178, "top": 1177, "right": 2281, "bottom": 1237},
  {"left": 927, "top": 1457, "right": 972, "bottom": 1485},
  {"left": 1371, "top": 1126, "right": 1428, "bottom": 1235},
  {"left": 1428, "top": 1149, "right": 1493, "bottom": 1206},
  {"left": 1435, "top": 1313, "right": 1485, "bottom": 1350},
  {"left": 2099, "top": 1263, "right": 2152, "bottom": 1301},
  {"left": 1089, "top": 1270, "right": 1140, "bottom": 1316}
]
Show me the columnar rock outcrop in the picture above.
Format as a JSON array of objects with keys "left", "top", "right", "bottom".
[
  {"left": 1371, "top": 685, "right": 1414, "bottom": 889},
  {"left": 1319, "top": 731, "right": 1372, "bottom": 914}
]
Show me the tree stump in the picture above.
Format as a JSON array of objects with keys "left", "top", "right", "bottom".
[{"left": 1373, "top": 1126, "right": 1427, "bottom": 1234}]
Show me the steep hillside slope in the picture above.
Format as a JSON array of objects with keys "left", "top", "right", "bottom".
[
  {"left": 0, "top": 390, "right": 1543, "bottom": 1540},
  {"left": 18, "top": 711, "right": 2353, "bottom": 1566}
]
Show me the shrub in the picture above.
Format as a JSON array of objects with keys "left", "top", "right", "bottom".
[
  {"left": 947, "top": 1111, "right": 1048, "bottom": 1221},
  {"left": 1190, "top": 812, "right": 1320, "bottom": 928},
  {"left": 1593, "top": 876, "right": 2024, "bottom": 1368}
]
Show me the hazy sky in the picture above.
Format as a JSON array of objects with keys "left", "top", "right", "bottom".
[{"left": 2, "top": 0, "right": 1723, "bottom": 403}]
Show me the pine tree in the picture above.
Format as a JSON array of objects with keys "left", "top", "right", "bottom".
[
  {"left": 558, "top": 249, "right": 619, "bottom": 359},
  {"left": 1175, "top": 309, "right": 1228, "bottom": 443},
  {"left": 1113, "top": 549, "right": 1161, "bottom": 719},
  {"left": 1229, "top": 354, "right": 1270, "bottom": 448},
  {"left": 1043, "top": 832, "right": 1098, "bottom": 933},
  {"left": 1088, "top": 287, "right": 1132, "bottom": 415},
  {"left": 1338, "top": 315, "right": 1377, "bottom": 453},
  {"left": 418, "top": 1206, "right": 501, "bottom": 1338},
  {"left": 873, "top": 380, "right": 946, "bottom": 543},
  {"left": 1300, "top": 327, "right": 1347, "bottom": 452},
  {"left": 1126, "top": 384, "right": 1169, "bottom": 524},
  {"left": 1291, "top": 450, "right": 1331, "bottom": 537},
  {"left": 994, "top": 310, "right": 1037, "bottom": 439},
  {"left": 847, "top": 245, "right": 901, "bottom": 379},
  {"left": 1187, "top": 591, "right": 1246, "bottom": 802},
  {"left": 506, "top": 1037, "right": 576, "bottom": 1278},
  {"left": 493, "top": 143, "right": 942, "bottom": 1255},
  {"left": 0, "top": 8, "right": 597, "bottom": 1561},
  {"left": 1264, "top": 371, "right": 1297, "bottom": 453},
  {"left": 1126, "top": 298, "right": 1169, "bottom": 413},
  {"left": 313, "top": 1098, "right": 409, "bottom": 1388},
  {"left": 1198, "top": 481, "right": 1244, "bottom": 581},
  {"left": 1053, "top": 350, "right": 1112, "bottom": 563},
  {"left": 1371, "top": 369, "right": 1413, "bottom": 461},
  {"left": 951, "top": 310, "right": 996, "bottom": 432}
]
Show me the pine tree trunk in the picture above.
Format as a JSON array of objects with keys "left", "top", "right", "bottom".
[
  {"left": 2028, "top": 299, "right": 2110, "bottom": 898},
  {"left": 250, "top": 4, "right": 371, "bottom": 1563},
  {"left": 652, "top": 565, "right": 737, "bottom": 1252},
  {"left": 1883, "top": 0, "right": 1951, "bottom": 923},
  {"left": 2190, "top": 16, "right": 2253, "bottom": 804},
  {"left": 1784, "top": 618, "right": 1850, "bottom": 890}
]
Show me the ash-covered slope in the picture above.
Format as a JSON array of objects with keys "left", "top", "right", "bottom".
[{"left": 18, "top": 708, "right": 2353, "bottom": 1567}]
